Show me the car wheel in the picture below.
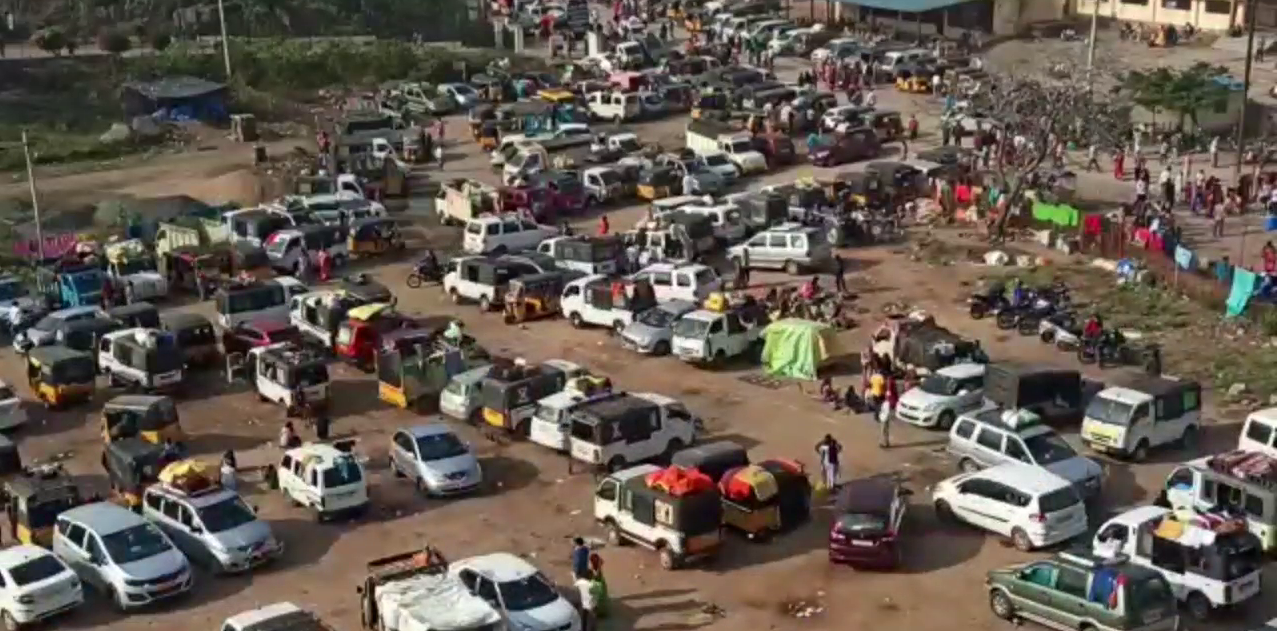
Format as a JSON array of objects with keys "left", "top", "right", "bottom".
[
  {"left": 784, "top": 260, "right": 799, "bottom": 275},
  {"left": 653, "top": 341, "right": 670, "bottom": 355},
  {"left": 989, "top": 589, "right": 1015, "bottom": 620},
  {"left": 958, "top": 458, "right": 980, "bottom": 474},
  {"left": 933, "top": 500, "right": 955, "bottom": 523},
  {"left": 478, "top": 295, "right": 492, "bottom": 312},
  {"left": 1186, "top": 592, "right": 1212, "bottom": 621},
  {"left": 612, "top": 320, "right": 626, "bottom": 334},
  {"left": 606, "top": 520, "right": 626, "bottom": 546},
  {"left": 1131, "top": 440, "right": 1150, "bottom": 463},
  {"left": 658, "top": 546, "right": 678, "bottom": 570},
  {"left": 449, "top": 288, "right": 462, "bottom": 304},
  {"left": 1010, "top": 527, "right": 1033, "bottom": 552},
  {"left": 937, "top": 410, "right": 956, "bottom": 430},
  {"left": 569, "top": 312, "right": 584, "bottom": 328}
]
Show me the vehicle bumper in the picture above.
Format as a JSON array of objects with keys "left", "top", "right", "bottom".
[
  {"left": 620, "top": 336, "right": 659, "bottom": 354},
  {"left": 894, "top": 406, "right": 938, "bottom": 428},
  {"left": 118, "top": 572, "right": 193, "bottom": 609},
  {"left": 1082, "top": 437, "right": 1131, "bottom": 457},
  {"left": 429, "top": 479, "right": 483, "bottom": 496},
  {"left": 1028, "top": 521, "right": 1088, "bottom": 548},
  {"left": 439, "top": 400, "right": 471, "bottom": 421},
  {"left": 219, "top": 540, "right": 285, "bottom": 573},
  {"left": 319, "top": 499, "right": 369, "bottom": 520},
  {"left": 828, "top": 541, "right": 899, "bottom": 568}
]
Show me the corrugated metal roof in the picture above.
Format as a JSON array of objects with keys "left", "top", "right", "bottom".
[{"left": 834, "top": 0, "right": 975, "bottom": 11}]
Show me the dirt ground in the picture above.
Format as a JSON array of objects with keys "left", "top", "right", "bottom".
[{"left": 7, "top": 24, "right": 1277, "bottom": 631}]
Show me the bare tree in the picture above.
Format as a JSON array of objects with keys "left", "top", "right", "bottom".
[{"left": 959, "top": 65, "right": 1133, "bottom": 240}]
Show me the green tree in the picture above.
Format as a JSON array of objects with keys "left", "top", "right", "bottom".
[
  {"left": 1125, "top": 62, "right": 1230, "bottom": 131},
  {"left": 97, "top": 27, "right": 131, "bottom": 55},
  {"left": 31, "top": 27, "right": 66, "bottom": 55},
  {"left": 148, "top": 30, "right": 172, "bottom": 51}
]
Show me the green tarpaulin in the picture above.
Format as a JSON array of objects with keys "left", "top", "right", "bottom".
[
  {"left": 1031, "top": 201, "right": 1080, "bottom": 228},
  {"left": 760, "top": 318, "right": 843, "bottom": 381}
]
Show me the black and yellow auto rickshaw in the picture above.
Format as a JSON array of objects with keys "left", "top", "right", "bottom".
[
  {"left": 470, "top": 104, "right": 496, "bottom": 142},
  {"left": 690, "top": 93, "right": 730, "bottom": 121},
  {"left": 25, "top": 346, "right": 95, "bottom": 409},
  {"left": 479, "top": 120, "right": 501, "bottom": 152},
  {"left": 376, "top": 324, "right": 489, "bottom": 410},
  {"left": 161, "top": 312, "right": 219, "bottom": 368},
  {"left": 503, "top": 271, "right": 571, "bottom": 325},
  {"left": 347, "top": 217, "right": 405, "bottom": 257},
  {"left": 108, "top": 301, "right": 161, "bottom": 329},
  {"left": 3, "top": 473, "right": 81, "bottom": 547},
  {"left": 102, "top": 437, "right": 166, "bottom": 509},
  {"left": 102, "top": 394, "right": 183, "bottom": 446},
  {"left": 826, "top": 171, "right": 882, "bottom": 207},
  {"left": 868, "top": 110, "right": 905, "bottom": 141},
  {"left": 717, "top": 459, "right": 811, "bottom": 540},
  {"left": 637, "top": 166, "right": 680, "bottom": 201}
]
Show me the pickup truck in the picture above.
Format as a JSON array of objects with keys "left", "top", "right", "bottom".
[
  {"left": 582, "top": 166, "right": 627, "bottom": 206},
  {"left": 590, "top": 132, "right": 644, "bottom": 156},
  {"left": 670, "top": 304, "right": 767, "bottom": 366},
  {"left": 654, "top": 152, "right": 725, "bottom": 194},
  {"left": 382, "top": 81, "right": 455, "bottom": 116},
  {"left": 684, "top": 121, "right": 768, "bottom": 175},
  {"left": 587, "top": 91, "right": 643, "bottom": 123}
]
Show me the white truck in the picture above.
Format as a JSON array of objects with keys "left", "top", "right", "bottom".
[
  {"left": 670, "top": 304, "right": 766, "bottom": 366},
  {"left": 560, "top": 274, "right": 656, "bottom": 332},
  {"left": 104, "top": 239, "right": 168, "bottom": 303},
  {"left": 684, "top": 121, "right": 767, "bottom": 175},
  {"left": 581, "top": 166, "right": 627, "bottom": 206},
  {"left": 587, "top": 91, "right": 643, "bottom": 123},
  {"left": 590, "top": 132, "right": 643, "bottom": 155},
  {"left": 435, "top": 179, "right": 499, "bottom": 226},
  {"left": 357, "top": 547, "right": 502, "bottom": 631},
  {"left": 1080, "top": 377, "right": 1202, "bottom": 461},
  {"left": 1092, "top": 505, "right": 1263, "bottom": 621}
]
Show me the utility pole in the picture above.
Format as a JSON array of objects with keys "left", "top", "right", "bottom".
[
  {"left": 20, "top": 130, "right": 44, "bottom": 262},
  {"left": 1233, "top": 3, "right": 1258, "bottom": 183},
  {"left": 1086, "top": 0, "right": 1098, "bottom": 83},
  {"left": 216, "top": 0, "right": 232, "bottom": 78}
]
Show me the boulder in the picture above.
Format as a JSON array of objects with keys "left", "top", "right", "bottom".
[
  {"left": 98, "top": 123, "right": 133, "bottom": 144},
  {"left": 130, "top": 115, "right": 165, "bottom": 139}
]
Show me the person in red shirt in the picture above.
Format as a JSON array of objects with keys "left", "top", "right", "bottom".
[
  {"left": 1264, "top": 241, "right": 1277, "bottom": 274},
  {"left": 598, "top": 214, "right": 610, "bottom": 235}
]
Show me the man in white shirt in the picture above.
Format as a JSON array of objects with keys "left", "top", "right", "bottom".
[{"left": 575, "top": 570, "right": 597, "bottom": 631}]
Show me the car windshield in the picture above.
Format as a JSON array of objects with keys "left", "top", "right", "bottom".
[
  {"left": 101, "top": 523, "right": 172, "bottom": 564},
  {"left": 725, "top": 139, "right": 751, "bottom": 153},
  {"left": 116, "top": 259, "right": 156, "bottom": 275},
  {"left": 920, "top": 375, "right": 959, "bottom": 396},
  {"left": 704, "top": 154, "right": 730, "bottom": 167},
  {"left": 616, "top": 138, "right": 640, "bottom": 153},
  {"left": 0, "top": 281, "right": 24, "bottom": 302},
  {"left": 70, "top": 273, "right": 102, "bottom": 294},
  {"left": 197, "top": 496, "right": 258, "bottom": 533},
  {"left": 297, "top": 364, "right": 329, "bottom": 387},
  {"left": 8, "top": 554, "right": 66, "bottom": 586},
  {"left": 321, "top": 455, "right": 363, "bottom": 488},
  {"left": 836, "top": 512, "right": 887, "bottom": 533},
  {"left": 498, "top": 573, "right": 560, "bottom": 611},
  {"left": 639, "top": 306, "right": 681, "bottom": 327},
  {"left": 1022, "top": 432, "right": 1077, "bottom": 465},
  {"left": 672, "top": 318, "right": 711, "bottom": 339},
  {"left": 1085, "top": 397, "right": 1134, "bottom": 426},
  {"left": 415, "top": 432, "right": 469, "bottom": 461},
  {"left": 596, "top": 170, "right": 621, "bottom": 185},
  {"left": 453, "top": 85, "right": 477, "bottom": 97}
]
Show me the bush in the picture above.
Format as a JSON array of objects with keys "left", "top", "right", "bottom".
[
  {"left": 149, "top": 30, "right": 172, "bottom": 51},
  {"left": 30, "top": 28, "right": 66, "bottom": 55},
  {"left": 97, "top": 28, "right": 132, "bottom": 56}
]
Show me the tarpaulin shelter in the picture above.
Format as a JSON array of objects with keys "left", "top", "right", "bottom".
[
  {"left": 123, "top": 76, "right": 228, "bottom": 122},
  {"left": 759, "top": 318, "right": 847, "bottom": 380}
]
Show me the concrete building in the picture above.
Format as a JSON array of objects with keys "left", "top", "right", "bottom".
[
  {"left": 1073, "top": 0, "right": 1251, "bottom": 31},
  {"left": 833, "top": 0, "right": 1070, "bottom": 37}
]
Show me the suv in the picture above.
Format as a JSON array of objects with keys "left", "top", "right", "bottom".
[
  {"left": 932, "top": 462, "right": 1088, "bottom": 551},
  {"left": 948, "top": 407, "right": 1103, "bottom": 499},
  {"left": 727, "top": 224, "right": 830, "bottom": 275},
  {"left": 895, "top": 363, "right": 986, "bottom": 430},
  {"left": 594, "top": 464, "right": 723, "bottom": 569},
  {"left": 567, "top": 393, "right": 699, "bottom": 471},
  {"left": 98, "top": 329, "right": 185, "bottom": 393},
  {"left": 273, "top": 442, "right": 368, "bottom": 522},
  {"left": 53, "top": 502, "right": 193, "bottom": 611},
  {"left": 986, "top": 551, "right": 1179, "bottom": 631},
  {"left": 461, "top": 214, "right": 556, "bottom": 255},
  {"left": 141, "top": 476, "right": 282, "bottom": 574}
]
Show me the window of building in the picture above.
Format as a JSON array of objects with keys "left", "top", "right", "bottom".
[
  {"left": 1204, "top": 0, "right": 1232, "bottom": 14},
  {"left": 1121, "top": 0, "right": 1148, "bottom": 5},
  {"left": 1161, "top": 0, "right": 1190, "bottom": 9}
]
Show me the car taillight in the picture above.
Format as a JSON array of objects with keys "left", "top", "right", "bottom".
[{"left": 1029, "top": 514, "right": 1046, "bottom": 523}]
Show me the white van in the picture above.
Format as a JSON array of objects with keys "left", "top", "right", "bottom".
[
  {"left": 628, "top": 263, "right": 720, "bottom": 303},
  {"left": 681, "top": 203, "right": 747, "bottom": 243},
  {"left": 528, "top": 389, "right": 620, "bottom": 452},
  {"left": 461, "top": 214, "right": 556, "bottom": 255},
  {"left": 214, "top": 278, "right": 308, "bottom": 329},
  {"left": 587, "top": 91, "right": 642, "bottom": 123},
  {"left": 265, "top": 225, "right": 349, "bottom": 274},
  {"left": 1239, "top": 407, "right": 1277, "bottom": 457},
  {"left": 1081, "top": 378, "right": 1202, "bottom": 461},
  {"left": 879, "top": 48, "right": 933, "bottom": 74},
  {"left": 274, "top": 442, "right": 368, "bottom": 522}
]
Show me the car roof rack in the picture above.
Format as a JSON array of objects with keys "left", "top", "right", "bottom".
[{"left": 1058, "top": 549, "right": 1126, "bottom": 569}]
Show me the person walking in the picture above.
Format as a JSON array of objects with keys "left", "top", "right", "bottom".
[
  {"left": 879, "top": 374, "right": 899, "bottom": 448},
  {"left": 1085, "top": 144, "right": 1101, "bottom": 172},
  {"left": 433, "top": 142, "right": 445, "bottom": 169},
  {"left": 576, "top": 569, "right": 598, "bottom": 631},
  {"left": 1210, "top": 135, "right": 1220, "bottom": 168},
  {"left": 832, "top": 254, "right": 847, "bottom": 294},
  {"left": 571, "top": 537, "right": 590, "bottom": 580},
  {"left": 736, "top": 248, "right": 750, "bottom": 289},
  {"left": 815, "top": 434, "right": 842, "bottom": 491}
]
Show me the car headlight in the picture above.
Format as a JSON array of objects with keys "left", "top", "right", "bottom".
[{"left": 122, "top": 577, "right": 150, "bottom": 587}]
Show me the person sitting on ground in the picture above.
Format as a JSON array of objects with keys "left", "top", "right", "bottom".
[
  {"left": 818, "top": 376, "right": 838, "bottom": 407},
  {"left": 843, "top": 384, "right": 865, "bottom": 413},
  {"left": 279, "top": 421, "right": 302, "bottom": 449},
  {"left": 800, "top": 276, "right": 820, "bottom": 301}
]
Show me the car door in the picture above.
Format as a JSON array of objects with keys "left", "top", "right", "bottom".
[
  {"left": 391, "top": 432, "right": 419, "bottom": 481},
  {"left": 972, "top": 427, "right": 1007, "bottom": 467},
  {"left": 951, "top": 478, "right": 996, "bottom": 532},
  {"left": 673, "top": 272, "right": 694, "bottom": 302},
  {"left": 166, "top": 499, "right": 209, "bottom": 566},
  {"left": 81, "top": 532, "right": 112, "bottom": 589},
  {"left": 1008, "top": 562, "right": 1065, "bottom": 621},
  {"left": 723, "top": 313, "right": 746, "bottom": 355},
  {"left": 765, "top": 233, "right": 788, "bottom": 268},
  {"left": 55, "top": 520, "right": 95, "bottom": 585},
  {"left": 1044, "top": 565, "right": 1098, "bottom": 628}
]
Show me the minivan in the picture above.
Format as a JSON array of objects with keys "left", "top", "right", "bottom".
[
  {"left": 53, "top": 502, "right": 192, "bottom": 611},
  {"left": 948, "top": 406, "right": 1103, "bottom": 499},
  {"left": 265, "top": 225, "right": 349, "bottom": 274},
  {"left": 727, "top": 224, "right": 831, "bottom": 275},
  {"left": 878, "top": 49, "right": 933, "bottom": 74},
  {"left": 141, "top": 483, "right": 282, "bottom": 574}
]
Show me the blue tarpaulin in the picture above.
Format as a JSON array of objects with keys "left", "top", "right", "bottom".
[{"left": 833, "top": 0, "right": 976, "bottom": 11}]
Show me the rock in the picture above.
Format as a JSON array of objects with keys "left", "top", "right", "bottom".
[
  {"left": 99, "top": 123, "right": 133, "bottom": 144},
  {"left": 1229, "top": 383, "right": 1248, "bottom": 397},
  {"left": 130, "top": 115, "right": 164, "bottom": 138}
]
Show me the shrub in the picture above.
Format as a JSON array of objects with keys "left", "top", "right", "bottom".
[
  {"left": 149, "top": 30, "right": 172, "bottom": 51},
  {"left": 97, "top": 28, "right": 132, "bottom": 56},
  {"left": 30, "top": 28, "right": 66, "bottom": 55}
]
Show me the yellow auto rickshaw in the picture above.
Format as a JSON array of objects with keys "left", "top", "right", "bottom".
[
  {"left": 469, "top": 104, "right": 496, "bottom": 142},
  {"left": 690, "top": 93, "right": 729, "bottom": 121},
  {"left": 719, "top": 460, "right": 811, "bottom": 540},
  {"left": 637, "top": 166, "right": 679, "bottom": 200},
  {"left": 4, "top": 473, "right": 81, "bottom": 547},
  {"left": 895, "top": 74, "right": 931, "bottom": 93},
  {"left": 102, "top": 394, "right": 184, "bottom": 446},
  {"left": 347, "top": 217, "right": 405, "bottom": 257},
  {"left": 503, "top": 272, "right": 569, "bottom": 325},
  {"left": 102, "top": 437, "right": 165, "bottom": 509},
  {"left": 479, "top": 120, "right": 501, "bottom": 152},
  {"left": 25, "top": 346, "right": 95, "bottom": 410},
  {"left": 537, "top": 89, "right": 577, "bottom": 106}
]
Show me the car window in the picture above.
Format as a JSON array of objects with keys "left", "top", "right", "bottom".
[
  {"left": 485, "top": 223, "right": 500, "bottom": 236},
  {"left": 1021, "top": 563, "right": 1057, "bottom": 587},
  {"left": 651, "top": 272, "right": 672, "bottom": 286},
  {"left": 767, "top": 234, "right": 788, "bottom": 248},
  {"left": 788, "top": 234, "right": 805, "bottom": 249},
  {"left": 675, "top": 274, "right": 690, "bottom": 287},
  {"left": 1004, "top": 438, "right": 1031, "bottom": 464},
  {"left": 1052, "top": 567, "right": 1090, "bottom": 600},
  {"left": 974, "top": 427, "right": 1003, "bottom": 452},
  {"left": 953, "top": 419, "right": 975, "bottom": 440},
  {"left": 1246, "top": 420, "right": 1274, "bottom": 446},
  {"left": 502, "top": 220, "right": 521, "bottom": 234},
  {"left": 59, "top": 521, "right": 87, "bottom": 549},
  {"left": 84, "top": 535, "right": 106, "bottom": 564},
  {"left": 747, "top": 235, "right": 766, "bottom": 246}
]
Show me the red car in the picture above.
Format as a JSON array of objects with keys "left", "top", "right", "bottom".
[
  {"left": 221, "top": 319, "right": 303, "bottom": 356},
  {"left": 828, "top": 476, "right": 911, "bottom": 569}
]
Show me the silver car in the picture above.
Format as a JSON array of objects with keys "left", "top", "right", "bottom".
[
  {"left": 17, "top": 306, "right": 106, "bottom": 351},
  {"left": 727, "top": 224, "right": 831, "bottom": 275},
  {"left": 389, "top": 423, "right": 483, "bottom": 496},
  {"left": 141, "top": 485, "right": 282, "bottom": 574},
  {"left": 620, "top": 300, "right": 697, "bottom": 355},
  {"left": 947, "top": 406, "right": 1103, "bottom": 499}
]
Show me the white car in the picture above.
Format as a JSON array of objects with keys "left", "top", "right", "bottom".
[
  {"left": 439, "top": 83, "right": 482, "bottom": 109},
  {"left": 931, "top": 462, "right": 1088, "bottom": 551},
  {"left": 275, "top": 442, "right": 368, "bottom": 521},
  {"left": 810, "top": 38, "right": 858, "bottom": 63},
  {"left": 629, "top": 263, "right": 721, "bottom": 304},
  {"left": 451, "top": 553, "right": 581, "bottom": 631},
  {"left": 894, "top": 363, "right": 985, "bottom": 430},
  {"left": 0, "top": 545, "right": 83, "bottom": 627},
  {"left": 696, "top": 152, "right": 740, "bottom": 181},
  {"left": 584, "top": 53, "right": 620, "bottom": 74}
]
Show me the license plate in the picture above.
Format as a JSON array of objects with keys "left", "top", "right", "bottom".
[
  {"left": 153, "top": 579, "right": 180, "bottom": 592},
  {"left": 850, "top": 540, "right": 874, "bottom": 547}
]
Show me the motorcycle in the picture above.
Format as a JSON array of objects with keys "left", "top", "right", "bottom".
[
  {"left": 406, "top": 258, "right": 443, "bottom": 288},
  {"left": 994, "top": 291, "right": 1044, "bottom": 330},
  {"left": 968, "top": 289, "right": 1007, "bottom": 320},
  {"left": 1014, "top": 299, "right": 1060, "bottom": 336},
  {"left": 1077, "top": 330, "right": 1127, "bottom": 368}
]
